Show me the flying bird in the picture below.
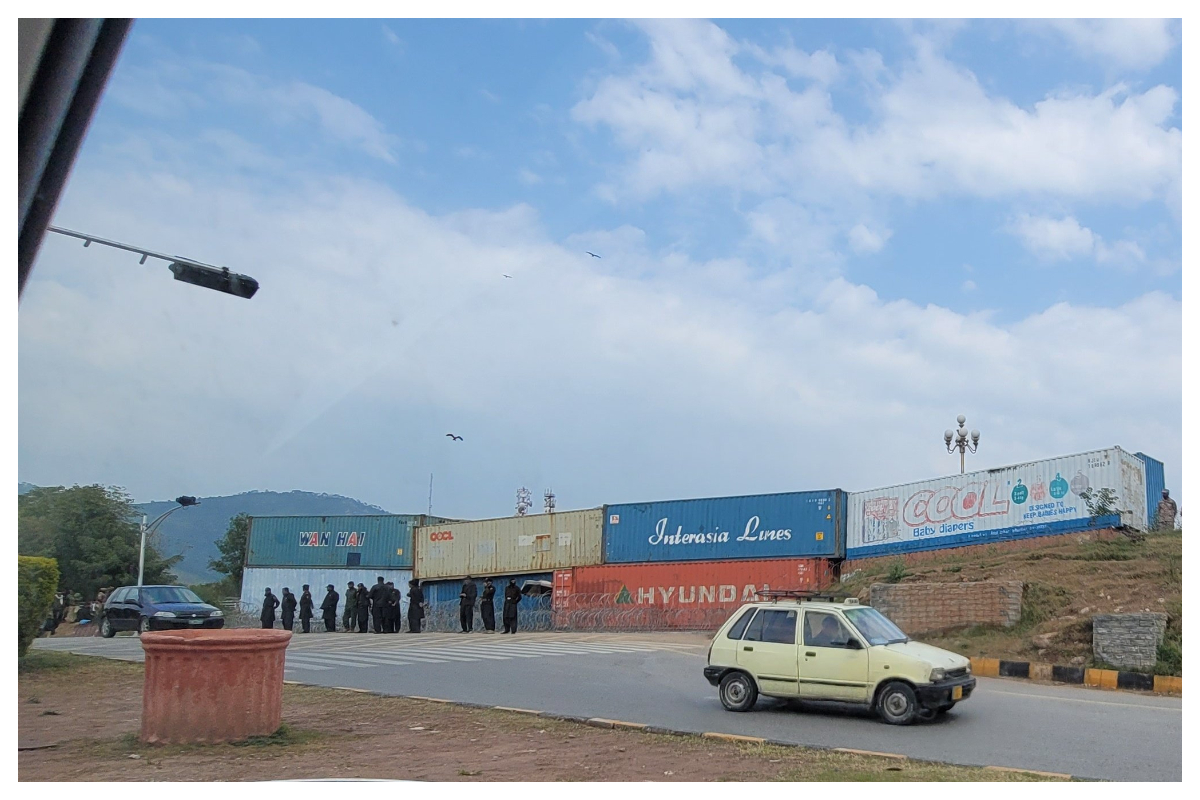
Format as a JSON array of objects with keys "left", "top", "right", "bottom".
[
  {"left": 446, "top": 434, "right": 463, "bottom": 441},
  {"left": 503, "top": 274, "right": 513, "bottom": 278},
  {"left": 586, "top": 251, "right": 601, "bottom": 259}
]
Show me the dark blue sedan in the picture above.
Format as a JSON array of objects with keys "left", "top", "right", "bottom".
[{"left": 100, "top": 585, "right": 225, "bottom": 637}]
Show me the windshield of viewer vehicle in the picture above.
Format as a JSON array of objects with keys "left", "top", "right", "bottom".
[{"left": 843, "top": 607, "right": 908, "bottom": 646}]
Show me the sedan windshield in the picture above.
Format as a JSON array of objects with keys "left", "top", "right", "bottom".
[
  {"left": 141, "top": 587, "right": 204, "bottom": 605},
  {"left": 843, "top": 607, "right": 908, "bottom": 646}
]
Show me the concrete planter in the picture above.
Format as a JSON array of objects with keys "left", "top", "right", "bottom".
[{"left": 140, "top": 628, "right": 292, "bottom": 744}]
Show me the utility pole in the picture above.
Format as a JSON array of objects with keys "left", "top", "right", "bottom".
[{"left": 428, "top": 473, "right": 434, "bottom": 516}]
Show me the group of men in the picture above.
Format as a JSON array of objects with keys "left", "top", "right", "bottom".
[
  {"left": 458, "top": 575, "right": 523, "bottom": 634},
  {"left": 260, "top": 577, "right": 426, "bottom": 634}
]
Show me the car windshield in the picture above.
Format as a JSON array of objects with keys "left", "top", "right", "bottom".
[
  {"left": 141, "top": 587, "right": 204, "bottom": 605},
  {"left": 843, "top": 607, "right": 909, "bottom": 646}
]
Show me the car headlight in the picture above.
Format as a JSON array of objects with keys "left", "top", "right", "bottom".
[
  {"left": 210, "top": 609, "right": 223, "bottom": 617},
  {"left": 929, "top": 667, "right": 946, "bottom": 682},
  {"left": 153, "top": 611, "right": 177, "bottom": 618},
  {"left": 965, "top": 663, "right": 972, "bottom": 674}
]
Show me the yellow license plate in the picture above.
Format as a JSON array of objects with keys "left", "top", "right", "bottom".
[{"left": 952, "top": 686, "right": 963, "bottom": 700}]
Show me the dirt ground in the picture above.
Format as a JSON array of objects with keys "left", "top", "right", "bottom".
[{"left": 18, "top": 652, "right": 1061, "bottom": 782}]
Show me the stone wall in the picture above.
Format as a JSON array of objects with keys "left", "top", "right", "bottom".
[
  {"left": 869, "top": 581, "right": 1023, "bottom": 635},
  {"left": 1092, "top": 613, "right": 1168, "bottom": 671}
]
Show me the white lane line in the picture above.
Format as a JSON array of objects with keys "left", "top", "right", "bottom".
[
  {"left": 983, "top": 687, "right": 1183, "bottom": 711},
  {"left": 285, "top": 655, "right": 391, "bottom": 668},
  {"left": 283, "top": 662, "right": 335, "bottom": 672}
]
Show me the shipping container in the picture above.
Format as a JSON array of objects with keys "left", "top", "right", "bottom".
[
  {"left": 240, "top": 567, "right": 413, "bottom": 620},
  {"left": 1135, "top": 452, "right": 1167, "bottom": 528},
  {"left": 246, "top": 514, "right": 449, "bottom": 570},
  {"left": 602, "top": 490, "right": 845, "bottom": 564},
  {"left": 414, "top": 509, "right": 603, "bottom": 580},
  {"left": 556, "top": 558, "right": 836, "bottom": 631},
  {"left": 419, "top": 573, "right": 554, "bottom": 631},
  {"left": 846, "top": 447, "right": 1148, "bottom": 559}
]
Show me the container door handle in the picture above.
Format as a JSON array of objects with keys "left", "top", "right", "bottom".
[
  {"left": 743, "top": 646, "right": 753, "bottom": 652},
  {"left": 805, "top": 651, "right": 816, "bottom": 657}
]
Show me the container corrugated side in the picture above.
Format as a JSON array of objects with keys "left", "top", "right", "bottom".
[
  {"left": 245, "top": 515, "right": 434, "bottom": 569},
  {"left": 602, "top": 490, "right": 844, "bottom": 564},
  {"left": 556, "top": 558, "right": 836, "bottom": 630},
  {"left": 414, "top": 509, "right": 603, "bottom": 580},
  {"left": 845, "top": 447, "right": 1147, "bottom": 559},
  {"left": 419, "top": 572, "right": 553, "bottom": 631},
  {"left": 1135, "top": 452, "right": 1166, "bottom": 528},
  {"left": 240, "top": 567, "right": 412, "bottom": 619}
]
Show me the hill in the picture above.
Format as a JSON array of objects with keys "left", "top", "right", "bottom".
[
  {"left": 134, "top": 490, "right": 393, "bottom": 584},
  {"left": 19, "top": 482, "right": 38, "bottom": 495},
  {"left": 838, "top": 529, "right": 1182, "bottom": 676}
]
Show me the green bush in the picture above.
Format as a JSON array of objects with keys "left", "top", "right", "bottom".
[
  {"left": 885, "top": 561, "right": 909, "bottom": 583},
  {"left": 18, "top": 556, "right": 59, "bottom": 657}
]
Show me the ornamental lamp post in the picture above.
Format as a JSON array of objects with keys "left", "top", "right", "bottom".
[{"left": 944, "top": 414, "right": 980, "bottom": 475}]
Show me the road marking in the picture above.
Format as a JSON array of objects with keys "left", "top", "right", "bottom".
[
  {"left": 985, "top": 765, "right": 1072, "bottom": 779},
  {"left": 833, "top": 748, "right": 908, "bottom": 760},
  {"left": 703, "top": 732, "right": 766, "bottom": 744},
  {"left": 984, "top": 687, "right": 1182, "bottom": 711}
]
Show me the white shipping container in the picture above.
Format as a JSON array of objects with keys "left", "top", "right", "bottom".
[
  {"left": 415, "top": 508, "right": 604, "bottom": 580},
  {"left": 240, "top": 567, "right": 413, "bottom": 619},
  {"left": 846, "top": 447, "right": 1147, "bottom": 559}
]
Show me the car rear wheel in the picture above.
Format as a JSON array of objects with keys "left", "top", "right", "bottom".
[
  {"left": 100, "top": 617, "right": 115, "bottom": 638},
  {"left": 877, "top": 682, "right": 919, "bottom": 725},
  {"left": 719, "top": 672, "right": 758, "bottom": 712}
]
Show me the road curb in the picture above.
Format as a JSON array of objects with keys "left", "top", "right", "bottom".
[
  {"left": 969, "top": 657, "right": 1179, "bottom": 696},
  {"left": 702, "top": 732, "right": 766, "bottom": 744}
]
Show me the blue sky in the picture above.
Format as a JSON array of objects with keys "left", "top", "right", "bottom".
[{"left": 18, "top": 18, "right": 1183, "bottom": 519}]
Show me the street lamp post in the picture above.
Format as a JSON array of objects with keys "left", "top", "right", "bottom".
[
  {"left": 943, "top": 415, "right": 980, "bottom": 475},
  {"left": 138, "top": 496, "right": 200, "bottom": 586}
]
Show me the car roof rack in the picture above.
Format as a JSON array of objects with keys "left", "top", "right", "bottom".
[{"left": 755, "top": 589, "right": 852, "bottom": 603}]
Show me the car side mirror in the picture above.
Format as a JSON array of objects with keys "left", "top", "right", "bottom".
[{"left": 845, "top": 638, "right": 862, "bottom": 650}]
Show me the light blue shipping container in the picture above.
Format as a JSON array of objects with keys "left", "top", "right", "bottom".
[
  {"left": 1135, "top": 452, "right": 1167, "bottom": 528},
  {"left": 240, "top": 567, "right": 413, "bottom": 622},
  {"left": 603, "top": 490, "right": 845, "bottom": 564},
  {"left": 420, "top": 573, "right": 553, "bottom": 631},
  {"left": 245, "top": 514, "right": 451, "bottom": 570}
]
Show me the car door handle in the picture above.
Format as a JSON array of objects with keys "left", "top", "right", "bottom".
[
  {"left": 743, "top": 646, "right": 753, "bottom": 651},
  {"left": 805, "top": 652, "right": 816, "bottom": 657}
]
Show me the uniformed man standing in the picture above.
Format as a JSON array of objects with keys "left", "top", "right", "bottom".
[
  {"left": 502, "top": 578, "right": 521, "bottom": 634},
  {"left": 299, "top": 584, "right": 314, "bottom": 633},
  {"left": 260, "top": 588, "right": 279, "bottom": 629},
  {"left": 1156, "top": 489, "right": 1179, "bottom": 531},
  {"left": 480, "top": 578, "right": 497, "bottom": 633},
  {"left": 459, "top": 575, "right": 478, "bottom": 633},
  {"left": 407, "top": 579, "right": 424, "bottom": 633},
  {"left": 355, "top": 583, "right": 370, "bottom": 632},
  {"left": 280, "top": 587, "right": 297, "bottom": 631},
  {"left": 368, "top": 577, "right": 387, "bottom": 633},
  {"left": 343, "top": 580, "right": 358, "bottom": 631},
  {"left": 381, "top": 581, "right": 396, "bottom": 633},
  {"left": 320, "top": 584, "right": 339, "bottom": 632},
  {"left": 388, "top": 582, "right": 403, "bottom": 634}
]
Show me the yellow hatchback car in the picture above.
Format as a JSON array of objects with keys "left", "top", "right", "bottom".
[{"left": 703, "top": 594, "right": 975, "bottom": 724}]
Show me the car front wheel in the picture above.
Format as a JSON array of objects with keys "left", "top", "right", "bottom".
[
  {"left": 877, "top": 682, "right": 919, "bottom": 725},
  {"left": 100, "top": 617, "right": 115, "bottom": 638},
  {"left": 138, "top": 617, "right": 152, "bottom": 634},
  {"left": 719, "top": 672, "right": 758, "bottom": 712}
]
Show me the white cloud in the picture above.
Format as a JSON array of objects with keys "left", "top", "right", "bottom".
[
  {"left": 961, "top": 279, "right": 977, "bottom": 293},
  {"left": 585, "top": 30, "right": 620, "bottom": 60},
  {"left": 273, "top": 81, "right": 397, "bottom": 164},
  {"left": 480, "top": 88, "right": 501, "bottom": 104},
  {"left": 1041, "top": 19, "right": 1177, "bottom": 71},
  {"left": 382, "top": 25, "right": 402, "bottom": 47},
  {"left": 1007, "top": 213, "right": 1146, "bottom": 268},
  {"left": 518, "top": 168, "right": 542, "bottom": 185},
  {"left": 847, "top": 223, "right": 892, "bottom": 255}
]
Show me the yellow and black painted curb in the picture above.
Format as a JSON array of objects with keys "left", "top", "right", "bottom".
[
  {"left": 969, "top": 657, "right": 1181, "bottom": 695},
  {"left": 284, "top": 681, "right": 1082, "bottom": 780}
]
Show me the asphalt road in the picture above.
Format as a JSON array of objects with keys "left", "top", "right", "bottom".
[{"left": 33, "top": 631, "right": 1181, "bottom": 781}]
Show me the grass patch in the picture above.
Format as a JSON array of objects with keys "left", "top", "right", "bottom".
[
  {"left": 1018, "top": 583, "right": 1072, "bottom": 631},
  {"left": 18, "top": 650, "right": 104, "bottom": 674},
  {"left": 112, "top": 724, "right": 323, "bottom": 754},
  {"left": 885, "top": 561, "right": 910, "bottom": 584}
]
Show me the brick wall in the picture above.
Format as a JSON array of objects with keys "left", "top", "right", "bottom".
[
  {"left": 1092, "top": 613, "right": 1167, "bottom": 671},
  {"left": 869, "top": 581, "right": 1023, "bottom": 635},
  {"left": 841, "top": 528, "right": 1121, "bottom": 575}
]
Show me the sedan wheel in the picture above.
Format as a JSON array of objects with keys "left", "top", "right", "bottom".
[
  {"left": 138, "top": 617, "right": 152, "bottom": 634},
  {"left": 719, "top": 672, "right": 758, "bottom": 712},
  {"left": 877, "top": 682, "right": 919, "bottom": 725},
  {"left": 100, "top": 617, "right": 115, "bottom": 638}
]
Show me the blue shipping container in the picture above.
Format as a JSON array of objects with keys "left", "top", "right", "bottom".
[
  {"left": 603, "top": 490, "right": 845, "bottom": 564},
  {"left": 1135, "top": 452, "right": 1166, "bottom": 528},
  {"left": 420, "top": 573, "right": 553, "bottom": 631},
  {"left": 246, "top": 515, "right": 450, "bottom": 570}
]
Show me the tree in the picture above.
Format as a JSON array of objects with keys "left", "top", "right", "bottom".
[
  {"left": 17, "top": 485, "right": 181, "bottom": 599},
  {"left": 208, "top": 512, "right": 250, "bottom": 586}
]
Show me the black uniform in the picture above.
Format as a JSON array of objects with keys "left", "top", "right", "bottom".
[
  {"left": 381, "top": 582, "right": 396, "bottom": 633},
  {"left": 260, "top": 590, "right": 279, "bottom": 629},
  {"left": 280, "top": 590, "right": 297, "bottom": 631},
  {"left": 480, "top": 580, "right": 497, "bottom": 632},
  {"left": 342, "top": 582, "right": 358, "bottom": 631},
  {"left": 502, "top": 581, "right": 521, "bottom": 634},
  {"left": 407, "top": 582, "right": 424, "bottom": 633},
  {"left": 320, "top": 587, "right": 339, "bottom": 632},
  {"left": 356, "top": 585, "right": 369, "bottom": 632},
  {"left": 388, "top": 584, "right": 402, "bottom": 633},
  {"left": 368, "top": 579, "right": 387, "bottom": 633},
  {"left": 459, "top": 578, "right": 478, "bottom": 633},
  {"left": 299, "top": 587, "right": 314, "bottom": 633}
]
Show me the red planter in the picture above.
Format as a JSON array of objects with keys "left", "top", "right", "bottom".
[{"left": 139, "top": 629, "right": 292, "bottom": 744}]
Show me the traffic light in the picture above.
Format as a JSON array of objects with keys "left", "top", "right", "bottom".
[
  {"left": 169, "top": 262, "right": 259, "bottom": 299},
  {"left": 175, "top": 496, "right": 199, "bottom": 507}
]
